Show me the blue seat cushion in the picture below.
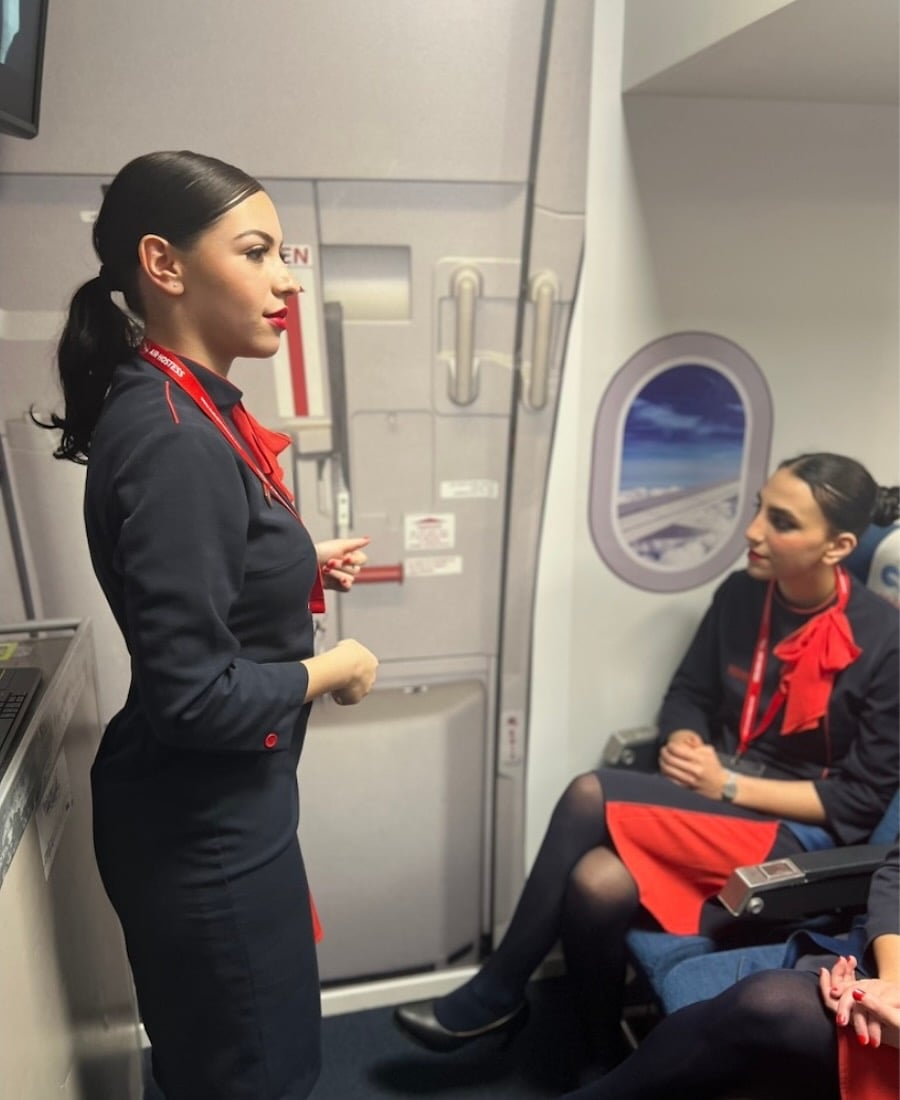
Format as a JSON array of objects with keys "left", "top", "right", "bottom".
[
  {"left": 625, "top": 928, "right": 715, "bottom": 996},
  {"left": 656, "top": 942, "right": 786, "bottom": 1013}
]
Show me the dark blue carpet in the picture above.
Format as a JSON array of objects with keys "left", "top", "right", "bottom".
[{"left": 143, "top": 976, "right": 584, "bottom": 1098}]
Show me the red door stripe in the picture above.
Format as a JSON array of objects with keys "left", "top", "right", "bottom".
[{"left": 285, "top": 294, "right": 309, "bottom": 417}]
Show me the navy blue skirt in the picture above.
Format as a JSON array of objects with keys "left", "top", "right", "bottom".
[{"left": 92, "top": 746, "right": 320, "bottom": 1100}]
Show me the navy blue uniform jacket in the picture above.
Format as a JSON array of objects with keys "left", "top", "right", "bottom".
[{"left": 658, "top": 571, "right": 900, "bottom": 845}]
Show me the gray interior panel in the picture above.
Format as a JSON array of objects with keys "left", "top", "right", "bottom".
[{"left": 299, "top": 681, "right": 486, "bottom": 982}]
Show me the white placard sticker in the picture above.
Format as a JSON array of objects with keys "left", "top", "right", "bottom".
[
  {"left": 36, "top": 752, "right": 73, "bottom": 878},
  {"left": 405, "top": 555, "right": 463, "bottom": 578},
  {"left": 440, "top": 479, "right": 499, "bottom": 500},
  {"left": 404, "top": 513, "right": 456, "bottom": 551},
  {"left": 499, "top": 709, "right": 526, "bottom": 767}
]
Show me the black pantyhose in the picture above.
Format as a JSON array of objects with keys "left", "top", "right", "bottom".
[
  {"left": 560, "top": 969, "right": 840, "bottom": 1100},
  {"left": 561, "top": 847, "right": 639, "bottom": 1070},
  {"left": 435, "top": 772, "right": 627, "bottom": 1040}
]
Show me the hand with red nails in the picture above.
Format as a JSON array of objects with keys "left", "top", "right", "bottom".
[
  {"left": 819, "top": 954, "right": 859, "bottom": 1009},
  {"left": 820, "top": 954, "right": 900, "bottom": 1051},
  {"left": 316, "top": 536, "right": 370, "bottom": 592}
]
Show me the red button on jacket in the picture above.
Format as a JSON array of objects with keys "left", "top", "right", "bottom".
[{"left": 264, "top": 732, "right": 279, "bottom": 749}]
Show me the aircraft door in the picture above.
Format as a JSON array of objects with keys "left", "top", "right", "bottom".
[
  {"left": 287, "top": 181, "right": 526, "bottom": 982},
  {"left": 281, "top": 0, "right": 593, "bottom": 982}
]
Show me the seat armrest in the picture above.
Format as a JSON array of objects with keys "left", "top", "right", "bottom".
[
  {"left": 601, "top": 726, "right": 658, "bottom": 771},
  {"left": 718, "top": 843, "right": 893, "bottom": 920}
]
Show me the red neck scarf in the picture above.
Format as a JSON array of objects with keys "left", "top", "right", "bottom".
[
  {"left": 229, "top": 404, "right": 326, "bottom": 613},
  {"left": 230, "top": 403, "right": 295, "bottom": 504},
  {"left": 773, "top": 568, "right": 861, "bottom": 734}
]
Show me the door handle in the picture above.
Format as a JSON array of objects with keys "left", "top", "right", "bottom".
[
  {"left": 528, "top": 273, "right": 556, "bottom": 411},
  {"left": 449, "top": 267, "right": 482, "bottom": 406},
  {"left": 354, "top": 564, "right": 404, "bottom": 585}
]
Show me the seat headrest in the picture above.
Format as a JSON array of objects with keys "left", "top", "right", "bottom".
[{"left": 845, "top": 523, "right": 900, "bottom": 607}]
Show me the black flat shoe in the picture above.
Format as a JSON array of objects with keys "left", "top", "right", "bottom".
[{"left": 393, "top": 998, "right": 529, "bottom": 1053}]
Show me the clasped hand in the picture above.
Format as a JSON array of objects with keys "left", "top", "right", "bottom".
[
  {"left": 658, "top": 730, "right": 727, "bottom": 799},
  {"left": 328, "top": 638, "right": 378, "bottom": 707},
  {"left": 820, "top": 955, "right": 900, "bottom": 1050}
]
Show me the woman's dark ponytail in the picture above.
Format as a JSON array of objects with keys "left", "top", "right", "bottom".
[
  {"left": 40, "top": 277, "right": 141, "bottom": 462},
  {"left": 872, "top": 485, "right": 900, "bottom": 527}
]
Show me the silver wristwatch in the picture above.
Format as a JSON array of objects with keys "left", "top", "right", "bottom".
[{"left": 721, "top": 771, "right": 738, "bottom": 802}]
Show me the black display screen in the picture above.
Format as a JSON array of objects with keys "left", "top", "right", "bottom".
[{"left": 0, "top": 0, "right": 49, "bottom": 139}]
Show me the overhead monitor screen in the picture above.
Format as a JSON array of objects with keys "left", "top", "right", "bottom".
[{"left": 0, "top": 0, "right": 49, "bottom": 138}]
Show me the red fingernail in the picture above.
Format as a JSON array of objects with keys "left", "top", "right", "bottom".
[
  {"left": 322, "top": 564, "right": 332, "bottom": 572},
  {"left": 837, "top": 1014, "right": 847, "bottom": 1026},
  {"left": 857, "top": 1034, "right": 868, "bottom": 1046},
  {"left": 852, "top": 990, "right": 866, "bottom": 1002}
]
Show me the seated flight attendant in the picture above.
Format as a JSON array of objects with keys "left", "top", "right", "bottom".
[
  {"left": 40, "top": 151, "right": 379, "bottom": 1100},
  {"left": 394, "top": 452, "right": 900, "bottom": 1086}
]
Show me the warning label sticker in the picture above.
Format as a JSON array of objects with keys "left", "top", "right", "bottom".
[
  {"left": 405, "top": 555, "right": 463, "bottom": 578},
  {"left": 440, "top": 479, "right": 499, "bottom": 500},
  {"left": 404, "top": 513, "right": 456, "bottom": 551}
]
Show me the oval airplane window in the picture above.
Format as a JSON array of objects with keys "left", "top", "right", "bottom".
[{"left": 589, "top": 332, "right": 772, "bottom": 592}]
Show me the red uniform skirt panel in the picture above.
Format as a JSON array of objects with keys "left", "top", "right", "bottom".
[
  {"left": 599, "top": 767, "right": 800, "bottom": 935},
  {"left": 838, "top": 1028, "right": 899, "bottom": 1100}
]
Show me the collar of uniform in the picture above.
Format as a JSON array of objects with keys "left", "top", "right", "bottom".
[
  {"left": 178, "top": 355, "right": 243, "bottom": 413},
  {"left": 135, "top": 349, "right": 244, "bottom": 413}
]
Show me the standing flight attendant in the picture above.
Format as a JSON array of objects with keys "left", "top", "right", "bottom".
[{"left": 41, "top": 151, "right": 378, "bottom": 1100}]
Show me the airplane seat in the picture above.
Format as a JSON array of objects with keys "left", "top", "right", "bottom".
[
  {"left": 625, "top": 789, "right": 898, "bottom": 1016},
  {"left": 603, "top": 527, "right": 899, "bottom": 1023},
  {"left": 844, "top": 519, "right": 900, "bottom": 607}
]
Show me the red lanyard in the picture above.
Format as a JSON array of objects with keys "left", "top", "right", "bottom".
[
  {"left": 138, "top": 340, "right": 325, "bottom": 613},
  {"left": 737, "top": 567, "right": 848, "bottom": 753}
]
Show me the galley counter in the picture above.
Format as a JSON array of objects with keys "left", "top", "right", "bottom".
[{"left": 0, "top": 620, "right": 142, "bottom": 1100}]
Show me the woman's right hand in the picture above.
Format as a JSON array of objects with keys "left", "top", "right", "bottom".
[
  {"left": 658, "top": 730, "right": 726, "bottom": 799},
  {"left": 820, "top": 958, "right": 900, "bottom": 1049},
  {"left": 329, "top": 638, "right": 378, "bottom": 706},
  {"left": 842, "top": 982, "right": 900, "bottom": 1050},
  {"left": 302, "top": 638, "right": 378, "bottom": 705}
]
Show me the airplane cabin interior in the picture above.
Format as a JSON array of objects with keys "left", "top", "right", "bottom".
[{"left": 0, "top": 2, "right": 897, "bottom": 1098}]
